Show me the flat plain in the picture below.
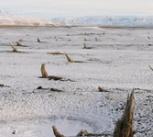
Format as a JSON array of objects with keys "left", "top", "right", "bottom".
[{"left": 0, "top": 26, "right": 153, "bottom": 137}]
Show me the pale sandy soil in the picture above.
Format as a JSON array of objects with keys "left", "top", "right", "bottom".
[{"left": 0, "top": 26, "right": 153, "bottom": 137}]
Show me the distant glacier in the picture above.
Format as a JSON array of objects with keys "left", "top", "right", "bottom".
[
  {"left": 52, "top": 16, "right": 153, "bottom": 27},
  {"left": 0, "top": 10, "right": 153, "bottom": 27}
]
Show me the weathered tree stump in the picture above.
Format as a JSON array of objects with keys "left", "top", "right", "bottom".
[
  {"left": 52, "top": 126, "right": 65, "bottom": 137},
  {"left": 41, "top": 64, "right": 48, "bottom": 78},
  {"left": 113, "top": 91, "right": 135, "bottom": 137}
]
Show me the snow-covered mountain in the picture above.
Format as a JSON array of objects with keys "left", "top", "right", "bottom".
[{"left": 0, "top": 10, "right": 54, "bottom": 26}]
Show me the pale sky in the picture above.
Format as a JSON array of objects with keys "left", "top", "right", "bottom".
[{"left": 1, "top": 0, "right": 153, "bottom": 18}]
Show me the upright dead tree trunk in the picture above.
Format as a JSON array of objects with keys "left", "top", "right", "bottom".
[{"left": 113, "top": 92, "right": 135, "bottom": 137}]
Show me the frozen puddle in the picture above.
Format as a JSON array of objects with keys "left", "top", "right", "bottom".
[{"left": 0, "top": 117, "right": 95, "bottom": 137}]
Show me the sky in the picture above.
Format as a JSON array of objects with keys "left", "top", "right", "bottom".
[{"left": 0, "top": 0, "right": 153, "bottom": 18}]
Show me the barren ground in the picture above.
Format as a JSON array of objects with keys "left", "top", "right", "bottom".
[{"left": 0, "top": 26, "right": 153, "bottom": 137}]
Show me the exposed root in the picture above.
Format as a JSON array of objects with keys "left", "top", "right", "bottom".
[
  {"left": 41, "top": 64, "right": 49, "bottom": 78},
  {"left": 52, "top": 126, "right": 65, "bottom": 137},
  {"left": 47, "top": 51, "right": 64, "bottom": 55},
  {"left": 65, "top": 54, "right": 84, "bottom": 63},
  {"left": 113, "top": 91, "right": 135, "bottom": 137},
  {"left": 98, "top": 86, "right": 110, "bottom": 92}
]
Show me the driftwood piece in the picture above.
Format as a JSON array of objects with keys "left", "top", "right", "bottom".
[
  {"left": 65, "top": 54, "right": 84, "bottom": 63},
  {"left": 113, "top": 91, "right": 135, "bottom": 137},
  {"left": 47, "top": 52, "right": 65, "bottom": 55},
  {"left": 52, "top": 126, "right": 65, "bottom": 137},
  {"left": 50, "top": 88, "right": 64, "bottom": 92},
  {"left": 98, "top": 86, "right": 110, "bottom": 92},
  {"left": 65, "top": 53, "right": 74, "bottom": 63}
]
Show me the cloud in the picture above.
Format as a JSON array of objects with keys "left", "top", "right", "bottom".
[{"left": 0, "top": 0, "right": 153, "bottom": 16}]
